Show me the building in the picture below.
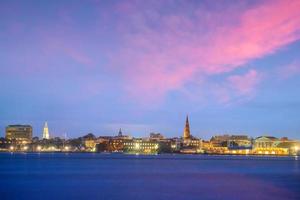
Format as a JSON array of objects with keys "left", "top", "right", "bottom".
[
  {"left": 169, "top": 138, "right": 182, "bottom": 152},
  {"left": 210, "top": 135, "right": 231, "bottom": 147},
  {"left": 183, "top": 115, "right": 191, "bottom": 141},
  {"left": 253, "top": 136, "right": 289, "bottom": 155},
  {"left": 108, "top": 138, "right": 125, "bottom": 152},
  {"left": 0, "top": 137, "right": 12, "bottom": 151},
  {"left": 123, "top": 138, "right": 160, "bottom": 154},
  {"left": 228, "top": 135, "right": 252, "bottom": 148},
  {"left": 5, "top": 125, "right": 32, "bottom": 143},
  {"left": 253, "top": 136, "right": 279, "bottom": 148},
  {"left": 42, "top": 122, "right": 50, "bottom": 139},
  {"left": 149, "top": 132, "right": 164, "bottom": 140},
  {"left": 84, "top": 139, "right": 96, "bottom": 150},
  {"left": 210, "top": 135, "right": 251, "bottom": 148},
  {"left": 181, "top": 115, "right": 202, "bottom": 152}
]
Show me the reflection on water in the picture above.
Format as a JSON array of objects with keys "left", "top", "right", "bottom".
[{"left": 0, "top": 153, "right": 300, "bottom": 200}]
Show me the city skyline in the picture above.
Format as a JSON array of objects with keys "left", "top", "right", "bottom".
[
  {"left": 1, "top": 116, "right": 299, "bottom": 141},
  {"left": 1, "top": 0, "right": 300, "bottom": 139}
]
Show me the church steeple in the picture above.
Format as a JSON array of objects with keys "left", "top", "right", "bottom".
[
  {"left": 118, "top": 128, "right": 122, "bottom": 137},
  {"left": 183, "top": 115, "right": 191, "bottom": 140},
  {"left": 43, "top": 121, "right": 50, "bottom": 139}
]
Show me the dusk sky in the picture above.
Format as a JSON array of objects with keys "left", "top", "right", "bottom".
[{"left": 1, "top": 0, "right": 300, "bottom": 139}]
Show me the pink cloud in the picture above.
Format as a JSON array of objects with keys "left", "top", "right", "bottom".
[
  {"left": 227, "top": 70, "right": 260, "bottom": 96},
  {"left": 62, "top": 47, "right": 93, "bottom": 66},
  {"left": 113, "top": 0, "right": 300, "bottom": 103},
  {"left": 278, "top": 60, "right": 300, "bottom": 79}
]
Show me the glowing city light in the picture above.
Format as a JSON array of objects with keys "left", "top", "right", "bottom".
[
  {"left": 135, "top": 143, "right": 140, "bottom": 149},
  {"left": 9, "top": 146, "right": 14, "bottom": 151},
  {"left": 37, "top": 146, "right": 41, "bottom": 151}
]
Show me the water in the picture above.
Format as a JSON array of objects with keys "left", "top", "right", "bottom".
[{"left": 0, "top": 153, "right": 299, "bottom": 200}]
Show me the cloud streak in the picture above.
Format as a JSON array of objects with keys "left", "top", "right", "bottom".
[
  {"left": 228, "top": 69, "right": 260, "bottom": 96},
  {"left": 112, "top": 0, "right": 300, "bottom": 103},
  {"left": 278, "top": 60, "right": 300, "bottom": 79}
]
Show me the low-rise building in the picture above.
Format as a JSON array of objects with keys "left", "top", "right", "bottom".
[
  {"left": 228, "top": 135, "right": 252, "bottom": 147},
  {"left": 253, "top": 136, "right": 279, "bottom": 148},
  {"left": 149, "top": 133, "right": 164, "bottom": 140},
  {"left": 123, "top": 138, "right": 160, "bottom": 154},
  {"left": 210, "top": 135, "right": 231, "bottom": 147},
  {"left": 253, "top": 136, "right": 290, "bottom": 155},
  {"left": 84, "top": 139, "right": 96, "bottom": 150}
]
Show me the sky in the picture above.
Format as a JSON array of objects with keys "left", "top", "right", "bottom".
[{"left": 0, "top": 0, "right": 300, "bottom": 140}]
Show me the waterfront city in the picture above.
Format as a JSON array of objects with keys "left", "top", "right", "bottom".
[
  {"left": 1, "top": 1, "right": 300, "bottom": 199},
  {"left": 1, "top": 116, "right": 299, "bottom": 156}
]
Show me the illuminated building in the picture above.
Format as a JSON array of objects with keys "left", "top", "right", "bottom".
[
  {"left": 210, "top": 135, "right": 251, "bottom": 148},
  {"left": 123, "top": 139, "right": 160, "bottom": 154},
  {"left": 5, "top": 125, "right": 32, "bottom": 143},
  {"left": 170, "top": 138, "right": 181, "bottom": 151},
  {"left": 253, "top": 136, "right": 289, "bottom": 155},
  {"left": 108, "top": 138, "right": 125, "bottom": 152},
  {"left": 42, "top": 122, "right": 50, "bottom": 139},
  {"left": 210, "top": 135, "right": 231, "bottom": 147},
  {"left": 84, "top": 139, "right": 96, "bottom": 149},
  {"left": 228, "top": 135, "right": 252, "bottom": 147},
  {"left": 181, "top": 116, "right": 202, "bottom": 152},
  {"left": 254, "top": 136, "right": 279, "bottom": 148},
  {"left": 0, "top": 138, "right": 12, "bottom": 151},
  {"left": 183, "top": 115, "right": 191, "bottom": 141}
]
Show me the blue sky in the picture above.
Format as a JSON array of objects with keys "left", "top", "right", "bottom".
[{"left": 0, "top": 0, "right": 300, "bottom": 139}]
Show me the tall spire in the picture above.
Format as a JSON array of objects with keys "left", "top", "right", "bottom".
[
  {"left": 43, "top": 121, "right": 50, "bottom": 139},
  {"left": 183, "top": 115, "right": 191, "bottom": 140},
  {"left": 118, "top": 128, "right": 122, "bottom": 137}
]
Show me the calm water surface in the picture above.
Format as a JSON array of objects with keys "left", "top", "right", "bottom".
[{"left": 0, "top": 153, "right": 299, "bottom": 200}]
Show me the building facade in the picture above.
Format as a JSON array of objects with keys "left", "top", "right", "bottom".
[
  {"left": 42, "top": 122, "right": 50, "bottom": 139},
  {"left": 253, "top": 136, "right": 290, "bottom": 155},
  {"left": 5, "top": 125, "right": 33, "bottom": 143},
  {"left": 123, "top": 139, "right": 159, "bottom": 154}
]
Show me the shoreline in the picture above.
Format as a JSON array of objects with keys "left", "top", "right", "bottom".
[{"left": 0, "top": 151, "right": 298, "bottom": 157}]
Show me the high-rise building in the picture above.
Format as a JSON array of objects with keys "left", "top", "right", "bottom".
[
  {"left": 183, "top": 115, "right": 191, "bottom": 140},
  {"left": 5, "top": 125, "right": 32, "bottom": 142},
  {"left": 42, "top": 122, "right": 50, "bottom": 139}
]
